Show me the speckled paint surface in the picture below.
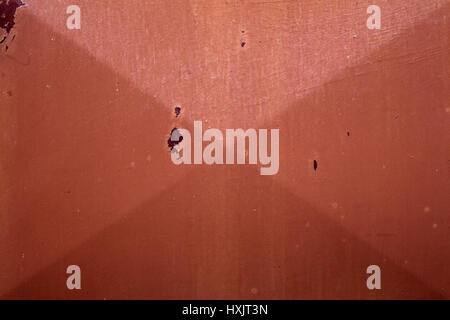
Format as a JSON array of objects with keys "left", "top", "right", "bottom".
[{"left": 0, "top": 0, "right": 449, "bottom": 299}]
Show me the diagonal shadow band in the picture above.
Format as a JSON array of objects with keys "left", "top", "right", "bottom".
[
  {"left": 256, "top": 3, "right": 449, "bottom": 297},
  {"left": 2, "top": 164, "right": 444, "bottom": 299},
  {"left": 0, "top": 10, "right": 197, "bottom": 296}
]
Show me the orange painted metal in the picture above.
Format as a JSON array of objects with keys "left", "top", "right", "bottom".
[{"left": 0, "top": 0, "right": 449, "bottom": 299}]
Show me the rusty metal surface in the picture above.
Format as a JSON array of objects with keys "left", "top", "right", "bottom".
[{"left": 0, "top": 0, "right": 449, "bottom": 299}]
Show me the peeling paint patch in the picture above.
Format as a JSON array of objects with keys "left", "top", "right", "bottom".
[
  {"left": 0, "top": 0, "right": 24, "bottom": 44},
  {"left": 168, "top": 128, "right": 183, "bottom": 151}
]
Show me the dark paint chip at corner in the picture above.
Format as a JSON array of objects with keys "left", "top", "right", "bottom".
[{"left": 0, "top": 0, "right": 25, "bottom": 44}]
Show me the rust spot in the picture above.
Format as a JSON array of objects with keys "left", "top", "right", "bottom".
[{"left": 174, "top": 106, "right": 181, "bottom": 117}]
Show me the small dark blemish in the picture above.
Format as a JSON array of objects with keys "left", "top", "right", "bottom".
[
  {"left": 241, "top": 30, "right": 245, "bottom": 34},
  {"left": 241, "top": 41, "right": 246, "bottom": 48},
  {"left": 347, "top": 131, "right": 350, "bottom": 136},
  {"left": 174, "top": 106, "right": 181, "bottom": 117},
  {"left": 7, "top": 90, "right": 12, "bottom": 96},
  {"left": 168, "top": 128, "right": 183, "bottom": 151},
  {"left": 313, "top": 160, "right": 318, "bottom": 171}
]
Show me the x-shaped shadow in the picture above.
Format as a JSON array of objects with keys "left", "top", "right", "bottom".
[{"left": 1, "top": 2, "right": 448, "bottom": 299}]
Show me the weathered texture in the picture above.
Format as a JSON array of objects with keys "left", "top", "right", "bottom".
[{"left": 0, "top": 0, "right": 449, "bottom": 299}]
